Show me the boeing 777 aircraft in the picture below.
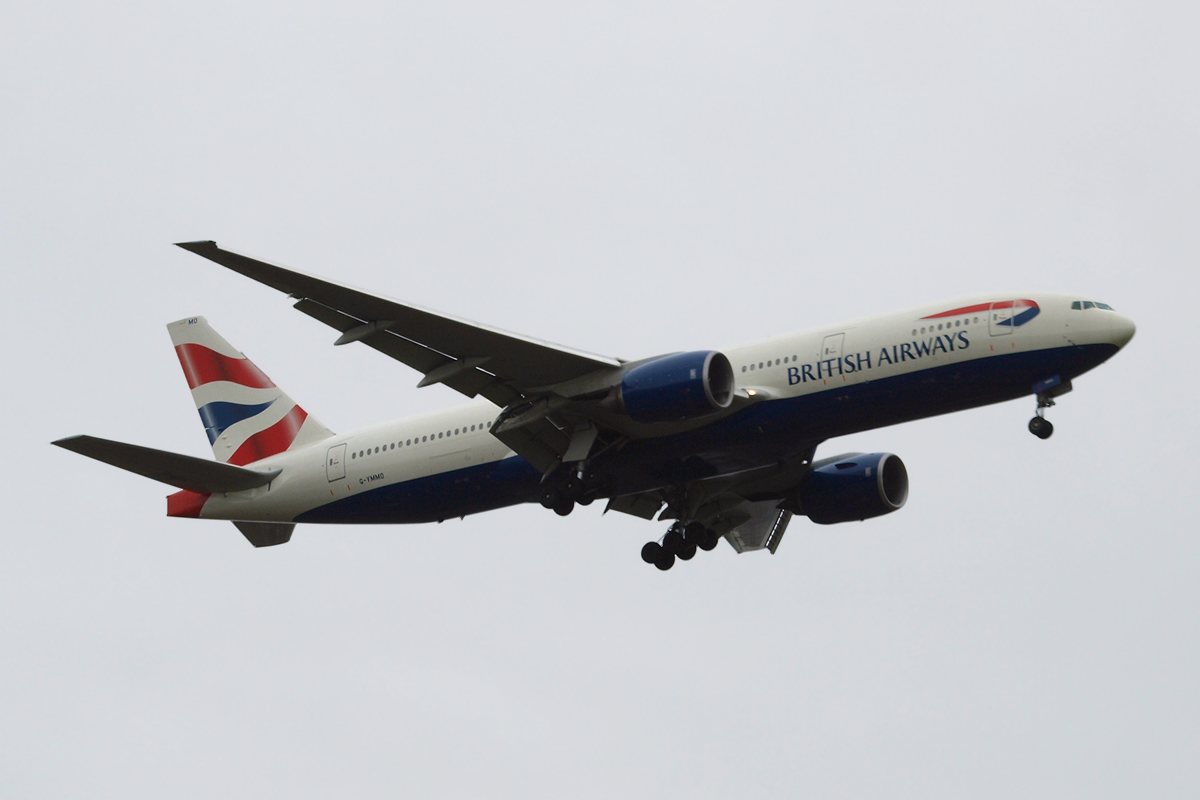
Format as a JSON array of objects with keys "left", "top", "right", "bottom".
[{"left": 54, "top": 242, "right": 1135, "bottom": 569}]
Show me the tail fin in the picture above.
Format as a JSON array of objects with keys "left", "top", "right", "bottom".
[{"left": 168, "top": 317, "right": 334, "bottom": 465}]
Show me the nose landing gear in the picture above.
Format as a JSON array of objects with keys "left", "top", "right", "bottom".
[{"left": 1029, "top": 392, "right": 1055, "bottom": 439}]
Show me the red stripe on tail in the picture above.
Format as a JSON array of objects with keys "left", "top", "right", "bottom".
[
  {"left": 227, "top": 405, "right": 309, "bottom": 466},
  {"left": 175, "top": 343, "right": 276, "bottom": 390}
]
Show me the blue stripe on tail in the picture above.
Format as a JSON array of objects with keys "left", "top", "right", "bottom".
[{"left": 198, "top": 400, "right": 276, "bottom": 445}]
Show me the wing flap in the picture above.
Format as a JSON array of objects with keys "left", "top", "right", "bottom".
[
  {"left": 53, "top": 435, "right": 281, "bottom": 494},
  {"left": 605, "top": 491, "right": 666, "bottom": 520},
  {"left": 723, "top": 501, "right": 794, "bottom": 554}
]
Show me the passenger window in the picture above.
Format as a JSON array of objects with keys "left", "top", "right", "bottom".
[
  {"left": 422, "top": 436, "right": 427, "bottom": 442},
  {"left": 351, "top": 452, "right": 356, "bottom": 459}
]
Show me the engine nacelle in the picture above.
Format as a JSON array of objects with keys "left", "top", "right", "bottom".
[
  {"left": 798, "top": 453, "right": 909, "bottom": 524},
  {"left": 620, "top": 351, "right": 735, "bottom": 423}
]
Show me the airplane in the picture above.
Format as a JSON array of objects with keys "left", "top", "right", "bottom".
[{"left": 53, "top": 242, "right": 1136, "bottom": 569}]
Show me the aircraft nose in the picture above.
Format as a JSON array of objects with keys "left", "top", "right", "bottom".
[{"left": 1110, "top": 313, "right": 1136, "bottom": 348}]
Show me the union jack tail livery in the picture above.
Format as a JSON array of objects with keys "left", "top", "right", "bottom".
[{"left": 167, "top": 317, "right": 333, "bottom": 465}]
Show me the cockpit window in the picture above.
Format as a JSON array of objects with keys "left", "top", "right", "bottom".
[
  {"left": 1096, "top": 302, "right": 1114, "bottom": 310},
  {"left": 1083, "top": 301, "right": 1095, "bottom": 309},
  {"left": 1072, "top": 300, "right": 1116, "bottom": 311},
  {"left": 1071, "top": 301, "right": 1081, "bottom": 310}
]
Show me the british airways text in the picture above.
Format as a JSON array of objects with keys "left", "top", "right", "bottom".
[{"left": 787, "top": 332, "right": 970, "bottom": 385}]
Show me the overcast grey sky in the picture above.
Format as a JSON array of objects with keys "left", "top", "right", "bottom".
[{"left": 3, "top": 2, "right": 1198, "bottom": 797}]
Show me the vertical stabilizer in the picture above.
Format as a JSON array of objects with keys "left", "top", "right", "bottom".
[{"left": 167, "top": 317, "right": 334, "bottom": 464}]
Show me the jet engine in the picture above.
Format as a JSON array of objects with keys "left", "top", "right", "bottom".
[
  {"left": 798, "top": 453, "right": 909, "bottom": 524},
  {"left": 619, "top": 351, "right": 735, "bottom": 423}
]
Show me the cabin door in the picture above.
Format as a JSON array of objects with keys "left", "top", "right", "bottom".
[
  {"left": 326, "top": 443, "right": 347, "bottom": 482},
  {"left": 989, "top": 302, "right": 1013, "bottom": 336},
  {"left": 820, "top": 333, "right": 845, "bottom": 360}
]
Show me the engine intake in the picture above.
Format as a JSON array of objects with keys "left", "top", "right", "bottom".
[
  {"left": 799, "top": 453, "right": 908, "bottom": 524},
  {"left": 620, "top": 351, "right": 735, "bottom": 423}
]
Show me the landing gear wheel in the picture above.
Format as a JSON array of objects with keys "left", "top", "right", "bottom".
[
  {"left": 576, "top": 496, "right": 593, "bottom": 506},
  {"left": 663, "top": 525, "right": 685, "bottom": 554},
  {"left": 653, "top": 550, "right": 676, "bottom": 571},
  {"left": 641, "top": 541, "right": 662, "bottom": 564},
  {"left": 539, "top": 487, "right": 559, "bottom": 509},
  {"left": 698, "top": 528, "right": 720, "bottom": 551},
  {"left": 560, "top": 476, "right": 582, "bottom": 499},
  {"left": 676, "top": 542, "right": 697, "bottom": 561},
  {"left": 1028, "top": 416, "right": 1054, "bottom": 439},
  {"left": 552, "top": 496, "right": 575, "bottom": 516}
]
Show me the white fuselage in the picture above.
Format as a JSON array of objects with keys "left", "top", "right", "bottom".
[{"left": 190, "top": 292, "right": 1133, "bottom": 523}]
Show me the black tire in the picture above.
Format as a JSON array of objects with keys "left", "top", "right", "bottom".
[
  {"left": 576, "top": 495, "right": 593, "bottom": 506},
  {"left": 553, "top": 496, "right": 575, "bottom": 516},
  {"left": 1029, "top": 417, "right": 1053, "bottom": 439},
  {"left": 698, "top": 529, "right": 720, "bottom": 551},
  {"left": 677, "top": 543, "right": 697, "bottom": 561},
  {"left": 685, "top": 521, "right": 706, "bottom": 539},
  {"left": 1039, "top": 419, "right": 1054, "bottom": 439},
  {"left": 539, "top": 487, "right": 558, "bottom": 509},
  {"left": 663, "top": 526, "right": 685, "bottom": 554},
  {"left": 641, "top": 541, "right": 661, "bottom": 564},
  {"left": 653, "top": 550, "right": 676, "bottom": 571},
  {"left": 560, "top": 476, "right": 582, "bottom": 499}
]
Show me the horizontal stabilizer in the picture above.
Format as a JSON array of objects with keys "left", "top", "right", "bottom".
[
  {"left": 52, "top": 435, "right": 281, "bottom": 494},
  {"left": 233, "top": 521, "right": 294, "bottom": 547}
]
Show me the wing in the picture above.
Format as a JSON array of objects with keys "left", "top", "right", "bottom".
[
  {"left": 175, "top": 241, "right": 622, "bottom": 401},
  {"left": 176, "top": 241, "right": 626, "bottom": 472}
]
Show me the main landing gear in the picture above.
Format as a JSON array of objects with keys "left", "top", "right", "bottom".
[
  {"left": 640, "top": 522, "right": 722, "bottom": 571},
  {"left": 539, "top": 471, "right": 595, "bottom": 517},
  {"left": 1029, "top": 392, "right": 1055, "bottom": 440}
]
